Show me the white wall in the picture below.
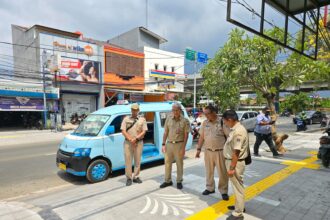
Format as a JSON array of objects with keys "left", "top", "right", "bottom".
[{"left": 143, "top": 46, "right": 185, "bottom": 93}]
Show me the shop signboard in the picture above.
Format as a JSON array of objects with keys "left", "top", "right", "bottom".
[
  {"left": 0, "top": 97, "right": 44, "bottom": 111},
  {"left": 130, "top": 94, "right": 144, "bottom": 102}
]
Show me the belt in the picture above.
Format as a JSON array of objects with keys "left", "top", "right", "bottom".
[
  {"left": 206, "top": 148, "right": 222, "bottom": 152},
  {"left": 167, "top": 141, "right": 183, "bottom": 144},
  {"left": 225, "top": 158, "right": 245, "bottom": 161}
]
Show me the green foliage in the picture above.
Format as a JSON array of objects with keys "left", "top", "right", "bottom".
[
  {"left": 281, "top": 93, "right": 310, "bottom": 114},
  {"left": 320, "top": 98, "right": 330, "bottom": 108},
  {"left": 202, "top": 27, "right": 330, "bottom": 113}
]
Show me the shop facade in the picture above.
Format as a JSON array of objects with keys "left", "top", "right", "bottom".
[{"left": 0, "top": 80, "right": 59, "bottom": 128}]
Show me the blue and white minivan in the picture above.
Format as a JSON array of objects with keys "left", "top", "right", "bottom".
[{"left": 56, "top": 102, "right": 193, "bottom": 183}]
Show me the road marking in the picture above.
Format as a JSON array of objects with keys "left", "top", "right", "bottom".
[
  {"left": 0, "top": 135, "right": 22, "bottom": 139},
  {"left": 253, "top": 196, "right": 280, "bottom": 206},
  {"left": 140, "top": 193, "right": 195, "bottom": 216},
  {"left": 44, "top": 153, "right": 57, "bottom": 156},
  {"left": 185, "top": 151, "right": 320, "bottom": 220}
]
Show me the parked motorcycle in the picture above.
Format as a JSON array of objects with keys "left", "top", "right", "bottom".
[
  {"left": 70, "top": 113, "right": 87, "bottom": 125},
  {"left": 317, "top": 127, "right": 330, "bottom": 168},
  {"left": 296, "top": 118, "right": 307, "bottom": 131},
  {"left": 320, "top": 116, "right": 329, "bottom": 128},
  {"left": 191, "top": 121, "right": 201, "bottom": 141},
  {"left": 280, "top": 110, "right": 291, "bottom": 117}
]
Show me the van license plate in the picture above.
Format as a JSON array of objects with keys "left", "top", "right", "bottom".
[{"left": 59, "top": 163, "right": 66, "bottom": 171}]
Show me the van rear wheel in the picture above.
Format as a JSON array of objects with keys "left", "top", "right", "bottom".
[{"left": 86, "top": 159, "right": 110, "bottom": 183}]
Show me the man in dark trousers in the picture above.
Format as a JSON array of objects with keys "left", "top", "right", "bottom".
[{"left": 253, "top": 107, "right": 282, "bottom": 158}]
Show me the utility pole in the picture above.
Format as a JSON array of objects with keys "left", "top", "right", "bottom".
[
  {"left": 42, "top": 50, "right": 48, "bottom": 129},
  {"left": 146, "top": 0, "right": 149, "bottom": 29},
  {"left": 193, "top": 60, "right": 197, "bottom": 111}
]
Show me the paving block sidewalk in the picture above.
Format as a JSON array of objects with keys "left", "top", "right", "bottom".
[{"left": 1, "top": 130, "right": 329, "bottom": 220}]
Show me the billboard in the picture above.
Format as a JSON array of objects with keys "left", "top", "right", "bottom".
[{"left": 57, "top": 57, "right": 100, "bottom": 83}]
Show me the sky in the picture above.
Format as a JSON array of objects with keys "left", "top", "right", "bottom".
[{"left": 0, "top": 0, "right": 236, "bottom": 60}]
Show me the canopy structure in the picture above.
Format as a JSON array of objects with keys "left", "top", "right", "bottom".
[{"left": 226, "top": 0, "right": 330, "bottom": 59}]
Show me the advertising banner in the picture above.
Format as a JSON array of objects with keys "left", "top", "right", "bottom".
[
  {"left": 56, "top": 57, "right": 100, "bottom": 83},
  {"left": 0, "top": 97, "right": 44, "bottom": 111}
]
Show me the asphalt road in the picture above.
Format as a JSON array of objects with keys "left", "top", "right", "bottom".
[{"left": 0, "top": 117, "right": 322, "bottom": 200}]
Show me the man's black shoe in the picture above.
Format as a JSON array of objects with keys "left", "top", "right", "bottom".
[
  {"left": 253, "top": 153, "right": 261, "bottom": 157},
  {"left": 222, "top": 193, "right": 229, "bottom": 201},
  {"left": 273, "top": 154, "right": 283, "bottom": 158},
  {"left": 177, "top": 182, "right": 183, "bottom": 189},
  {"left": 133, "top": 177, "right": 142, "bottom": 184},
  {"left": 227, "top": 206, "right": 246, "bottom": 212},
  {"left": 226, "top": 214, "right": 244, "bottom": 220},
  {"left": 126, "top": 179, "right": 132, "bottom": 186},
  {"left": 160, "top": 181, "right": 173, "bottom": 188},
  {"left": 202, "top": 190, "right": 215, "bottom": 195}
]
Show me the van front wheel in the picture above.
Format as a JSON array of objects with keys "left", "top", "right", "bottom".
[{"left": 86, "top": 159, "right": 110, "bottom": 183}]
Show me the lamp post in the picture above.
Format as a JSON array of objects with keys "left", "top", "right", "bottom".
[{"left": 42, "top": 50, "right": 48, "bottom": 129}]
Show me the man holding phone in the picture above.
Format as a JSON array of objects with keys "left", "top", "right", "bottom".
[{"left": 253, "top": 107, "right": 282, "bottom": 158}]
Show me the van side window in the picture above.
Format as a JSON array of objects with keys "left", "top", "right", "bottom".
[
  {"left": 160, "top": 112, "right": 171, "bottom": 127},
  {"left": 248, "top": 112, "right": 255, "bottom": 118},
  {"left": 110, "top": 115, "right": 127, "bottom": 134}
]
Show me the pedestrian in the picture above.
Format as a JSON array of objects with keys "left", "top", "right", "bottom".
[
  {"left": 121, "top": 103, "right": 148, "bottom": 186},
  {"left": 222, "top": 110, "right": 249, "bottom": 220},
  {"left": 195, "top": 105, "right": 230, "bottom": 201},
  {"left": 160, "top": 103, "right": 190, "bottom": 189},
  {"left": 253, "top": 107, "right": 282, "bottom": 158}
]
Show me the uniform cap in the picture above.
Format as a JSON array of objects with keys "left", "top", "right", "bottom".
[{"left": 131, "top": 103, "right": 139, "bottom": 110}]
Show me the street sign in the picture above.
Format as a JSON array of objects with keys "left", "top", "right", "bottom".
[
  {"left": 185, "top": 48, "right": 196, "bottom": 61},
  {"left": 197, "top": 52, "right": 208, "bottom": 63}
]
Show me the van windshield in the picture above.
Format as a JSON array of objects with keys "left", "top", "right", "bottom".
[{"left": 73, "top": 115, "right": 110, "bottom": 136}]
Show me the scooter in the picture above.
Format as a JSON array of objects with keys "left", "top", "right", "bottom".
[
  {"left": 317, "top": 128, "right": 330, "bottom": 168},
  {"left": 296, "top": 118, "right": 307, "bottom": 131}
]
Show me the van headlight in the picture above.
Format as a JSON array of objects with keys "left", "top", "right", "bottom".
[{"left": 73, "top": 148, "right": 91, "bottom": 157}]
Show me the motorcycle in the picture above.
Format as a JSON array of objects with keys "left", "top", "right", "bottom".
[
  {"left": 317, "top": 127, "right": 330, "bottom": 168},
  {"left": 296, "top": 118, "right": 307, "bottom": 131},
  {"left": 320, "top": 116, "right": 329, "bottom": 128},
  {"left": 191, "top": 121, "right": 201, "bottom": 141},
  {"left": 280, "top": 110, "right": 291, "bottom": 117}
]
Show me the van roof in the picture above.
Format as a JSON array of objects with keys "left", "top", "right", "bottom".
[{"left": 92, "top": 102, "right": 181, "bottom": 115}]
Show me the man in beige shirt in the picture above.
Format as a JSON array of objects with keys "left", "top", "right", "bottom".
[
  {"left": 223, "top": 109, "right": 249, "bottom": 220},
  {"left": 160, "top": 103, "right": 190, "bottom": 189},
  {"left": 121, "top": 103, "right": 148, "bottom": 186},
  {"left": 196, "top": 105, "right": 230, "bottom": 201}
]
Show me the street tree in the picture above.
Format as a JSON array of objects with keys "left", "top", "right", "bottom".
[{"left": 201, "top": 28, "right": 330, "bottom": 114}]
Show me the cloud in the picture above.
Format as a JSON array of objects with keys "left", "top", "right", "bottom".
[{"left": 0, "top": 0, "right": 236, "bottom": 59}]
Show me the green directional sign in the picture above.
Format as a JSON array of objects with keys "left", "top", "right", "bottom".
[{"left": 185, "top": 48, "right": 196, "bottom": 61}]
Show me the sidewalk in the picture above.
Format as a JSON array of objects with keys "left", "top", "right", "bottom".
[{"left": 0, "top": 130, "right": 329, "bottom": 220}]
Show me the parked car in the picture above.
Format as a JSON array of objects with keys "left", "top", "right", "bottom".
[
  {"left": 236, "top": 111, "right": 259, "bottom": 131},
  {"left": 293, "top": 110, "right": 325, "bottom": 125}
]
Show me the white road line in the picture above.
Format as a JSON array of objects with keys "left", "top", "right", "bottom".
[
  {"left": 44, "top": 153, "right": 56, "bottom": 156},
  {"left": 253, "top": 196, "right": 281, "bottom": 206},
  {"left": 140, "top": 196, "right": 151, "bottom": 214}
]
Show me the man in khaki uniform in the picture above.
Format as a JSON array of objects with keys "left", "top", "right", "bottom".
[
  {"left": 160, "top": 103, "right": 190, "bottom": 189},
  {"left": 222, "top": 110, "right": 249, "bottom": 220},
  {"left": 195, "top": 105, "right": 230, "bottom": 201},
  {"left": 121, "top": 103, "right": 148, "bottom": 186}
]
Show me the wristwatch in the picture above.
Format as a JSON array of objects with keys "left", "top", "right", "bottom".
[{"left": 229, "top": 166, "right": 236, "bottom": 170}]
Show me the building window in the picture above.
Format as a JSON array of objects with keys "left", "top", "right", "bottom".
[
  {"left": 163, "top": 65, "right": 167, "bottom": 71},
  {"left": 171, "top": 67, "right": 175, "bottom": 72},
  {"left": 155, "top": 64, "right": 159, "bottom": 70}
]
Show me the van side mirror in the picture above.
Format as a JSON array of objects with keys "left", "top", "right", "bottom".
[
  {"left": 241, "top": 118, "right": 246, "bottom": 121},
  {"left": 105, "top": 125, "right": 115, "bottom": 135}
]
